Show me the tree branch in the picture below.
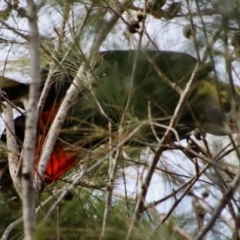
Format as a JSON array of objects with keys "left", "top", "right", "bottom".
[
  {"left": 35, "top": 0, "right": 129, "bottom": 191},
  {"left": 21, "top": 0, "right": 42, "bottom": 238}
]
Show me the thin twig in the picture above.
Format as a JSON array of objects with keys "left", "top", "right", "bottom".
[
  {"left": 126, "top": 61, "right": 201, "bottom": 240},
  {"left": 196, "top": 167, "right": 240, "bottom": 240},
  {"left": 147, "top": 160, "right": 212, "bottom": 239},
  {"left": 41, "top": 119, "right": 157, "bottom": 222},
  {"left": 0, "top": 20, "right": 28, "bottom": 40},
  {"left": 100, "top": 139, "right": 120, "bottom": 240},
  {"left": 0, "top": 217, "right": 23, "bottom": 240},
  {"left": 0, "top": 188, "right": 64, "bottom": 240},
  {"left": 35, "top": 0, "right": 129, "bottom": 192},
  {"left": 37, "top": 4, "right": 70, "bottom": 114}
]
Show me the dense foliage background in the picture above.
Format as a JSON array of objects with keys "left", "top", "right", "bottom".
[{"left": 1, "top": 0, "right": 240, "bottom": 239}]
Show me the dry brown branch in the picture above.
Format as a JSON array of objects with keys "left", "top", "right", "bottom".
[
  {"left": 126, "top": 57, "right": 202, "bottom": 239},
  {"left": 149, "top": 208, "right": 194, "bottom": 240},
  {"left": 196, "top": 166, "right": 240, "bottom": 239}
]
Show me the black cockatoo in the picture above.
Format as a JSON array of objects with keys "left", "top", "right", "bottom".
[{"left": 0, "top": 50, "right": 238, "bottom": 191}]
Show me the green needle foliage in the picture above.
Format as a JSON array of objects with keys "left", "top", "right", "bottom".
[{"left": 1, "top": 0, "right": 240, "bottom": 239}]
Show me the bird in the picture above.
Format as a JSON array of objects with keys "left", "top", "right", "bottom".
[{"left": 0, "top": 49, "right": 238, "bottom": 192}]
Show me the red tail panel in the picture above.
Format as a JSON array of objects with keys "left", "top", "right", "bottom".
[
  {"left": 36, "top": 103, "right": 79, "bottom": 185},
  {"left": 45, "top": 146, "right": 77, "bottom": 181}
]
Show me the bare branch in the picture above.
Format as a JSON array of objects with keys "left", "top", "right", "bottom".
[
  {"left": 35, "top": 0, "right": 129, "bottom": 190},
  {"left": 21, "top": 0, "right": 42, "bottom": 238},
  {"left": 37, "top": 4, "right": 70, "bottom": 114},
  {"left": 1, "top": 100, "right": 22, "bottom": 196},
  {"left": 0, "top": 217, "right": 23, "bottom": 240},
  {"left": 126, "top": 58, "right": 202, "bottom": 239},
  {"left": 196, "top": 168, "right": 240, "bottom": 240}
]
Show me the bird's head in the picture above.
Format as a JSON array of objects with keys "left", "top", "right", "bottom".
[{"left": 190, "top": 78, "right": 240, "bottom": 136}]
